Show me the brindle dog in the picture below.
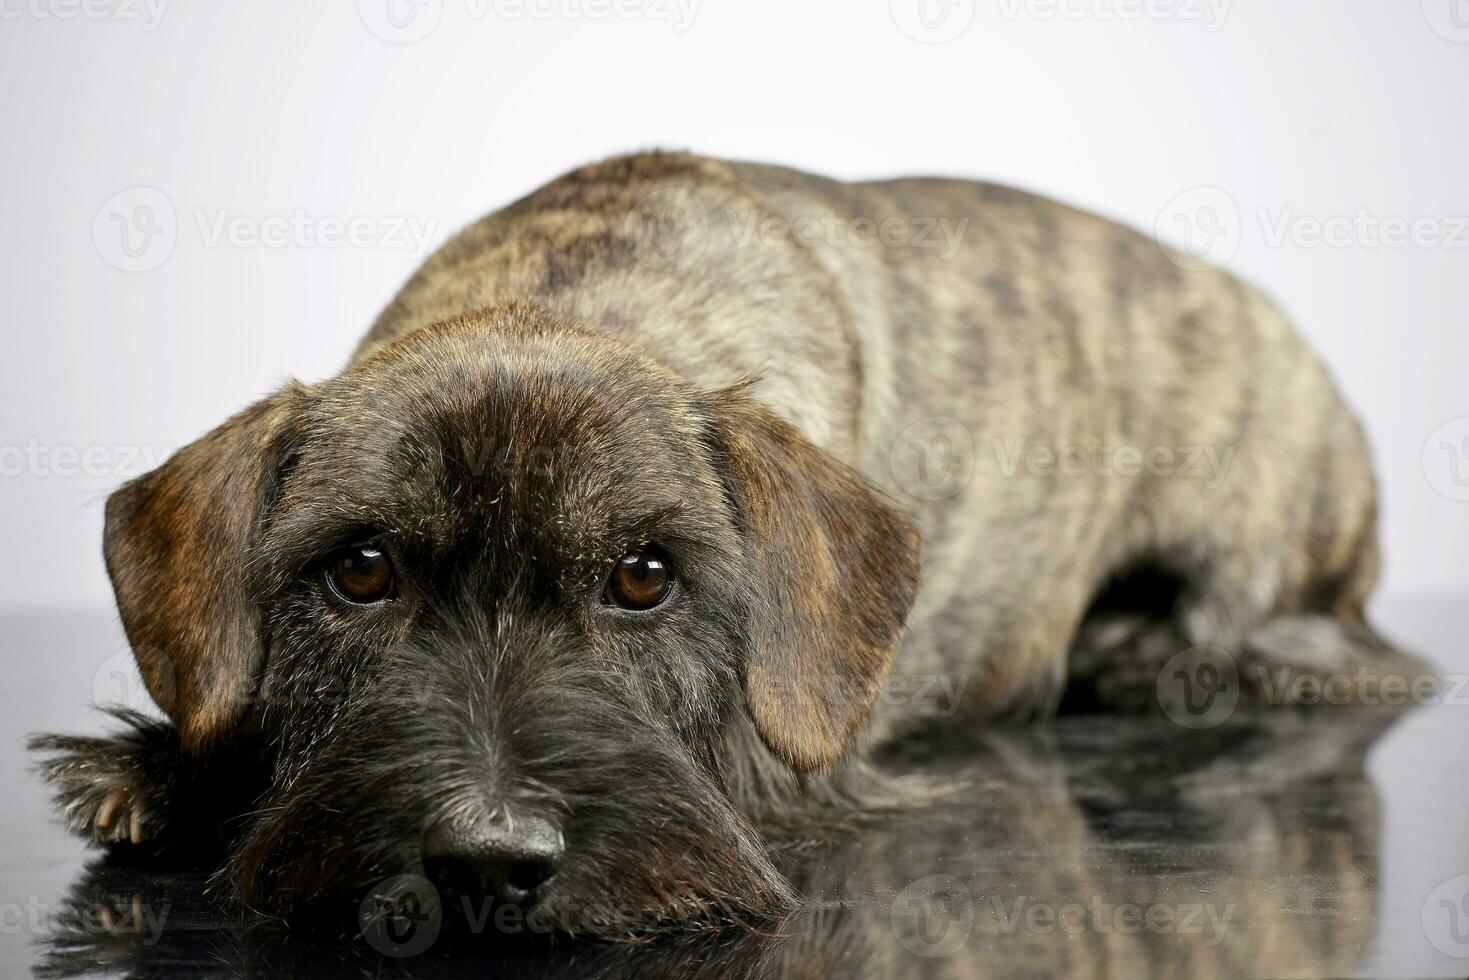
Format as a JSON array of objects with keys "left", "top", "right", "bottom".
[{"left": 31, "top": 152, "right": 1426, "bottom": 937}]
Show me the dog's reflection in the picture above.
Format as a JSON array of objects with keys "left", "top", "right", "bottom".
[{"left": 36, "top": 709, "right": 1394, "bottom": 979}]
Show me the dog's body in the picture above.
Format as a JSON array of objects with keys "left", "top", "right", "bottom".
[{"left": 34, "top": 152, "right": 1422, "bottom": 937}]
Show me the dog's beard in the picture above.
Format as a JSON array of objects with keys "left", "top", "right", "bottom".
[{"left": 224, "top": 629, "right": 796, "bottom": 939}]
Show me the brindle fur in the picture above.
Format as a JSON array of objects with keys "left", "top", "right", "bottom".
[{"left": 31, "top": 152, "right": 1426, "bottom": 937}]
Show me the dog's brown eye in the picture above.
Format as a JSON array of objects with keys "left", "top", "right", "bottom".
[
  {"left": 325, "top": 545, "right": 394, "bottom": 604},
  {"left": 605, "top": 549, "right": 673, "bottom": 610}
]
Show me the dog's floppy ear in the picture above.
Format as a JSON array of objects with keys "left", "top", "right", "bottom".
[
  {"left": 104, "top": 385, "right": 304, "bottom": 751},
  {"left": 706, "top": 389, "right": 921, "bottom": 774}
]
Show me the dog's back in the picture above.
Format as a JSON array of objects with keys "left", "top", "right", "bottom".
[{"left": 362, "top": 151, "right": 1409, "bottom": 726}]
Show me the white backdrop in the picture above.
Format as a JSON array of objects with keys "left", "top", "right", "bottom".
[{"left": 1, "top": 0, "right": 1466, "bottom": 613}]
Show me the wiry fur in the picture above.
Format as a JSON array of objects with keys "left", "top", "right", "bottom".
[
  {"left": 231, "top": 604, "right": 795, "bottom": 937},
  {"left": 30, "top": 151, "right": 1429, "bottom": 940},
  {"left": 29, "top": 708, "right": 264, "bottom": 857}
]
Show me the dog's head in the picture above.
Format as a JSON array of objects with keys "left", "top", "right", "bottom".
[{"left": 101, "top": 303, "right": 920, "bottom": 935}]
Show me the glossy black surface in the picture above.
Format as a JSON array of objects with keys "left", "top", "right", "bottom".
[{"left": 3, "top": 599, "right": 1466, "bottom": 978}]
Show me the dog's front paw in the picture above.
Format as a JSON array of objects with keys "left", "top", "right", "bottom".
[{"left": 29, "top": 711, "right": 177, "bottom": 849}]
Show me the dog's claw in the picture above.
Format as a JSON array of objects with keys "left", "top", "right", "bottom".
[
  {"left": 30, "top": 715, "right": 191, "bottom": 852},
  {"left": 96, "top": 786, "right": 130, "bottom": 833},
  {"left": 90, "top": 785, "right": 147, "bottom": 845}
]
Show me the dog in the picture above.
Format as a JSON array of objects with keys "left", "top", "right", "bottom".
[{"left": 32, "top": 151, "right": 1428, "bottom": 939}]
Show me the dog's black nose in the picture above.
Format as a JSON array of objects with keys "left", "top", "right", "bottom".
[{"left": 421, "top": 810, "right": 563, "bottom": 904}]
